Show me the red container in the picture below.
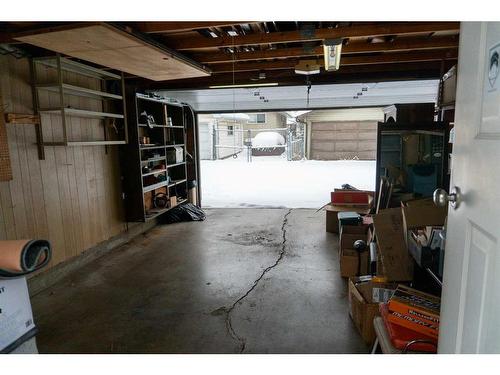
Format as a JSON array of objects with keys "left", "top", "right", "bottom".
[
  {"left": 380, "top": 304, "right": 437, "bottom": 353},
  {"left": 331, "top": 190, "right": 371, "bottom": 206}
]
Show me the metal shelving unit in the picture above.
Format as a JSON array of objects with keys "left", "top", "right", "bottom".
[
  {"left": 120, "top": 92, "right": 189, "bottom": 222},
  {"left": 31, "top": 54, "right": 128, "bottom": 159}
]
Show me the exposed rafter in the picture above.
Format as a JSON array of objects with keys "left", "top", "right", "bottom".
[
  {"left": 190, "top": 35, "right": 459, "bottom": 63},
  {"left": 208, "top": 49, "right": 458, "bottom": 73},
  {"left": 165, "top": 22, "right": 460, "bottom": 50},
  {"left": 142, "top": 61, "right": 451, "bottom": 90},
  {"left": 131, "top": 22, "right": 252, "bottom": 34}
]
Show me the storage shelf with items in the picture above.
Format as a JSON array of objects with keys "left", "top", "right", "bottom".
[
  {"left": 31, "top": 54, "right": 128, "bottom": 159},
  {"left": 120, "top": 92, "right": 189, "bottom": 222}
]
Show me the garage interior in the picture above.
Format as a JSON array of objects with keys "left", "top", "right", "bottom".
[{"left": 0, "top": 18, "right": 499, "bottom": 358}]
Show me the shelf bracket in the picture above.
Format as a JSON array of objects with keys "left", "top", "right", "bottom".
[{"left": 29, "top": 58, "right": 45, "bottom": 160}]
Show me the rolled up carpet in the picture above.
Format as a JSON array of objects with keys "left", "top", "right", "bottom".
[{"left": 0, "top": 239, "right": 51, "bottom": 277}]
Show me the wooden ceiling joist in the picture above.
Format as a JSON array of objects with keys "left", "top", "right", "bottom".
[
  {"left": 166, "top": 22, "right": 460, "bottom": 50},
  {"left": 191, "top": 35, "right": 459, "bottom": 63},
  {"left": 132, "top": 22, "right": 252, "bottom": 34},
  {"left": 144, "top": 61, "right": 449, "bottom": 90},
  {"left": 208, "top": 49, "right": 458, "bottom": 73}
]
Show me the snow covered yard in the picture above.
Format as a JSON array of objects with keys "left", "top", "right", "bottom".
[{"left": 200, "top": 155, "right": 376, "bottom": 208}]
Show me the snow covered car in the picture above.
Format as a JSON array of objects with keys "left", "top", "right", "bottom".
[{"left": 251, "top": 131, "right": 286, "bottom": 156}]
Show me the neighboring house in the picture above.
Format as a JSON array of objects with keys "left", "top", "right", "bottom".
[
  {"left": 198, "top": 112, "right": 288, "bottom": 160},
  {"left": 198, "top": 114, "right": 245, "bottom": 160},
  {"left": 242, "top": 112, "right": 287, "bottom": 132},
  {"left": 297, "top": 108, "right": 384, "bottom": 161}
]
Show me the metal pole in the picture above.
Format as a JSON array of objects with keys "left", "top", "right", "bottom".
[
  {"left": 287, "top": 126, "right": 292, "bottom": 161},
  {"left": 56, "top": 54, "right": 68, "bottom": 145},
  {"left": 212, "top": 121, "right": 217, "bottom": 160},
  {"left": 247, "top": 129, "right": 252, "bottom": 163},
  {"left": 30, "top": 58, "right": 45, "bottom": 160},
  {"left": 302, "top": 122, "right": 306, "bottom": 160}
]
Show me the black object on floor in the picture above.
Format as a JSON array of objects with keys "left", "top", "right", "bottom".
[{"left": 160, "top": 203, "right": 206, "bottom": 224}]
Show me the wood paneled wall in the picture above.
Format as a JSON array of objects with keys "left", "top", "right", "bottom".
[{"left": 0, "top": 55, "right": 127, "bottom": 270}]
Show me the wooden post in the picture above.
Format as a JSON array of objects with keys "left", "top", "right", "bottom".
[{"left": 0, "top": 92, "right": 13, "bottom": 181}]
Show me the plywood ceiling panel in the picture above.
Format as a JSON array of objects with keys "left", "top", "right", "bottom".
[{"left": 15, "top": 23, "right": 211, "bottom": 81}]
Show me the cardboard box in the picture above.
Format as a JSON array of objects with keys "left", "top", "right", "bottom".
[
  {"left": 348, "top": 276, "right": 397, "bottom": 344},
  {"left": 402, "top": 204, "right": 447, "bottom": 240},
  {"left": 340, "top": 232, "right": 366, "bottom": 252},
  {"left": 401, "top": 201, "right": 447, "bottom": 267},
  {"left": 373, "top": 208, "right": 414, "bottom": 282},
  {"left": 387, "top": 285, "right": 440, "bottom": 339},
  {"left": 340, "top": 249, "right": 369, "bottom": 278},
  {"left": 401, "top": 197, "right": 435, "bottom": 208},
  {"left": 0, "top": 277, "right": 36, "bottom": 352},
  {"left": 331, "top": 190, "right": 373, "bottom": 206},
  {"left": 339, "top": 223, "right": 369, "bottom": 251},
  {"left": 325, "top": 204, "right": 371, "bottom": 234},
  {"left": 339, "top": 224, "right": 370, "bottom": 277}
]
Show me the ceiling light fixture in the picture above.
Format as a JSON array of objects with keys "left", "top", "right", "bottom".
[
  {"left": 294, "top": 60, "right": 321, "bottom": 75},
  {"left": 323, "top": 38, "right": 343, "bottom": 71},
  {"left": 208, "top": 31, "right": 218, "bottom": 38},
  {"left": 227, "top": 30, "right": 238, "bottom": 37},
  {"left": 209, "top": 82, "right": 279, "bottom": 89}
]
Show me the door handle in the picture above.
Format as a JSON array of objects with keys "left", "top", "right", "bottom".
[{"left": 433, "top": 186, "right": 462, "bottom": 209}]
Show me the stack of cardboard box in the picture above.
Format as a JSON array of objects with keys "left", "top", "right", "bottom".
[
  {"left": 339, "top": 223, "right": 370, "bottom": 278},
  {"left": 326, "top": 189, "right": 374, "bottom": 279},
  {"left": 345, "top": 197, "right": 447, "bottom": 347},
  {"left": 325, "top": 190, "right": 373, "bottom": 234}
]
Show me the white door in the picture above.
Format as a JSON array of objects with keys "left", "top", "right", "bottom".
[{"left": 439, "top": 22, "right": 500, "bottom": 353}]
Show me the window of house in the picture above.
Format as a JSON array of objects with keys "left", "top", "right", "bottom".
[
  {"left": 248, "top": 113, "right": 266, "bottom": 124},
  {"left": 227, "top": 125, "right": 234, "bottom": 136}
]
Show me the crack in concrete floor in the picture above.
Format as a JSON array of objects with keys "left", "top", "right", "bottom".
[{"left": 215, "top": 208, "right": 293, "bottom": 353}]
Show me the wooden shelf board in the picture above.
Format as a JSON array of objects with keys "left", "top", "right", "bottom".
[{"left": 37, "top": 83, "right": 122, "bottom": 100}]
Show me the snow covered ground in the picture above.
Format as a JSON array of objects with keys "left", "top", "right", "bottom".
[{"left": 200, "top": 153, "right": 376, "bottom": 208}]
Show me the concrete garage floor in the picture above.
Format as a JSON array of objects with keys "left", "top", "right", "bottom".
[{"left": 31, "top": 209, "right": 368, "bottom": 354}]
